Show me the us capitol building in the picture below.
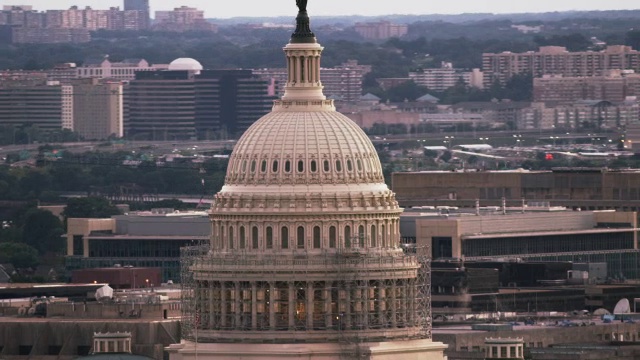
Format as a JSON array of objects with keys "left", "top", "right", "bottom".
[{"left": 167, "top": 2, "right": 447, "bottom": 359}]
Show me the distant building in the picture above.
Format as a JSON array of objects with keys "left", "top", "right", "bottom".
[
  {"left": 483, "top": 45, "right": 640, "bottom": 86},
  {"left": 521, "top": 99, "right": 639, "bottom": 130},
  {"left": 0, "top": 80, "right": 66, "bottom": 131},
  {"left": 154, "top": 6, "right": 216, "bottom": 32},
  {"left": 124, "top": 0, "right": 150, "bottom": 29},
  {"left": 11, "top": 27, "right": 90, "bottom": 43},
  {"left": 125, "top": 58, "right": 273, "bottom": 140},
  {"left": 533, "top": 71, "right": 640, "bottom": 104},
  {"left": 70, "top": 78, "right": 123, "bottom": 140},
  {"left": 76, "top": 57, "right": 157, "bottom": 81},
  {"left": 354, "top": 20, "right": 408, "bottom": 40},
  {"left": 409, "top": 62, "right": 484, "bottom": 91}
]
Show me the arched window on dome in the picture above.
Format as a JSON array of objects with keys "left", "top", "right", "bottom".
[
  {"left": 370, "top": 225, "right": 376, "bottom": 247},
  {"left": 297, "top": 160, "right": 304, "bottom": 173},
  {"left": 329, "top": 226, "right": 337, "bottom": 248},
  {"left": 252, "top": 226, "right": 259, "bottom": 249},
  {"left": 323, "top": 159, "right": 330, "bottom": 172},
  {"left": 228, "top": 226, "right": 234, "bottom": 249},
  {"left": 310, "top": 160, "right": 317, "bottom": 173},
  {"left": 281, "top": 226, "right": 289, "bottom": 249},
  {"left": 344, "top": 225, "right": 351, "bottom": 248},
  {"left": 358, "top": 225, "right": 365, "bottom": 248},
  {"left": 240, "top": 226, "right": 246, "bottom": 249},
  {"left": 357, "top": 159, "right": 363, "bottom": 172},
  {"left": 285, "top": 160, "right": 291, "bottom": 173},
  {"left": 220, "top": 226, "right": 225, "bottom": 248},
  {"left": 381, "top": 224, "right": 386, "bottom": 248},
  {"left": 266, "top": 226, "right": 273, "bottom": 249},
  {"left": 272, "top": 160, "right": 279, "bottom": 173},
  {"left": 251, "top": 160, "right": 257, "bottom": 173},
  {"left": 297, "top": 226, "right": 305, "bottom": 249},
  {"left": 261, "top": 160, "right": 267, "bottom": 173},
  {"left": 313, "top": 226, "right": 321, "bottom": 249},
  {"left": 335, "top": 160, "right": 342, "bottom": 172},
  {"left": 347, "top": 159, "right": 353, "bottom": 172}
]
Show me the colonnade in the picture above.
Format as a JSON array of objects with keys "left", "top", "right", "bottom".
[{"left": 194, "top": 278, "right": 418, "bottom": 333}]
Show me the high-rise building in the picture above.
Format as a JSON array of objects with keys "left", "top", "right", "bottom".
[
  {"left": 125, "top": 59, "right": 272, "bottom": 140},
  {"left": 533, "top": 70, "right": 640, "bottom": 104},
  {"left": 123, "top": 0, "right": 149, "bottom": 29},
  {"left": 70, "top": 78, "right": 123, "bottom": 140},
  {"left": 483, "top": 45, "right": 640, "bottom": 86},
  {"left": 409, "top": 62, "right": 484, "bottom": 92},
  {"left": 153, "top": 6, "right": 215, "bottom": 32},
  {"left": 167, "top": 4, "right": 446, "bottom": 360},
  {"left": 0, "top": 80, "right": 65, "bottom": 131}
]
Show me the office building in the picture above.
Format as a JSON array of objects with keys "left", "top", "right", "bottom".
[
  {"left": 123, "top": 0, "right": 150, "bottom": 29},
  {"left": 483, "top": 45, "right": 640, "bottom": 86},
  {"left": 77, "top": 57, "right": 157, "bottom": 81},
  {"left": 167, "top": 4, "right": 446, "bottom": 360},
  {"left": 125, "top": 58, "right": 272, "bottom": 140},
  {"left": 0, "top": 80, "right": 66, "bottom": 131},
  {"left": 70, "top": 78, "right": 123, "bottom": 140},
  {"left": 392, "top": 168, "right": 640, "bottom": 211},
  {"left": 154, "top": 6, "right": 215, "bottom": 32}
]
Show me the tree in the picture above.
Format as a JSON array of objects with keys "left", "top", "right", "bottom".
[
  {"left": 22, "top": 209, "right": 65, "bottom": 255},
  {"left": 0, "top": 242, "right": 39, "bottom": 269},
  {"left": 62, "top": 197, "right": 121, "bottom": 222}
]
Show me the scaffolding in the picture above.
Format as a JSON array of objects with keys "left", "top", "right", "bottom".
[{"left": 179, "top": 240, "right": 433, "bottom": 357}]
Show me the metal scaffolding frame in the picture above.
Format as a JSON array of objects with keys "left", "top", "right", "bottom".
[{"left": 179, "top": 238, "right": 433, "bottom": 356}]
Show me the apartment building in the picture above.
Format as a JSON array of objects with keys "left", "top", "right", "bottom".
[
  {"left": 533, "top": 70, "right": 640, "bottom": 103},
  {"left": 409, "top": 62, "right": 484, "bottom": 91},
  {"left": 483, "top": 45, "right": 640, "bottom": 86},
  {"left": 70, "top": 78, "right": 123, "bottom": 140}
]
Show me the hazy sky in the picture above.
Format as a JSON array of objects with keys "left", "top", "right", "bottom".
[{"left": 21, "top": 0, "right": 640, "bottom": 18}]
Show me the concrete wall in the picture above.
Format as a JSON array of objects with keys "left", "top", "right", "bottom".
[
  {"left": 114, "top": 215, "right": 210, "bottom": 237},
  {"left": 47, "top": 302, "right": 181, "bottom": 319}
]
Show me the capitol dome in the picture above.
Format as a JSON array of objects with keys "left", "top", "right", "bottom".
[
  {"left": 170, "top": 3, "right": 446, "bottom": 359},
  {"left": 167, "top": 57, "right": 203, "bottom": 72}
]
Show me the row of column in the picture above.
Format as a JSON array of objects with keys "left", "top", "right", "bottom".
[
  {"left": 288, "top": 54, "right": 320, "bottom": 84},
  {"left": 194, "top": 279, "right": 418, "bottom": 332}
]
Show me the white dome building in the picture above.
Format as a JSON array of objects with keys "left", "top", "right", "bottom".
[
  {"left": 167, "top": 57, "right": 203, "bottom": 74},
  {"left": 167, "top": 3, "right": 446, "bottom": 359}
]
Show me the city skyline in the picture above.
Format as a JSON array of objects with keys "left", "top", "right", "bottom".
[{"left": 15, "top": 0, "right": 640, "bottom": 18}]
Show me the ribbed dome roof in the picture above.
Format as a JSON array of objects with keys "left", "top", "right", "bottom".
[{"left": 224, "top": 110, "right": 384, "bottom": 188}]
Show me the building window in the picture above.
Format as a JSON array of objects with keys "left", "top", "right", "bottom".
[
  {"left": 311, "top": 160, "right": 317, "bottom": 172},
  {"left": 297, "top": 226, "right": 305, "bottom": 249},
  {"left": 285, "top": 160, "right": 291, "bottom": 173},
  {"left": 313, "top": 226, "right": 321, "bottom": 248},
  {"left": 335, "top": 160, "right": 342, "bottom": 172},
  {"left": 358, "top": 225, "right": 365, "bottom": 247},
  {"left": 261, "top": 160, "right": 267, "bottom": 173},
  {"left": 381, "top": 224, "right": 386, "bottom": 247},
  {"left": 251, "top": 160, "right": 257, "bottom": 173},
  {"left": 266, "top": 226, "right": 273, "bottom": 249},
  {"left": 297, "top": 160, "right": 304, "bottom": 173},
  {"left": 370, "top": 225, "right": 376, "bottom": 247},
  {"left": 228, "top": 226, "right": 234, "bottom": 249},
  {"left": 323, "top": 159, "right": 330, "bottom": 172},
  {"left": 347, "top": 159, "right": 353, "bottom": 172},
  {"left": 242, "top": 160, "right": 247, "bottom": 173},
  {"left": 344, "top": 225, "right": 351, "bottom": 248},
  {"left": 281, "top": 226, "right": 289, "bottom": 249},
  {"left": 240, "top": 226, "right": 246, "bottom": 249},
  {"left": 357, "top": 159, "right": 363, "bottom": 172},
  {"left": 329, "top": 226, "right": 336, "bottom": 248},
  {"left": 252, "top": 226, "right": 259, "bottom": 249},
  {"left": 272, "top": 160, "right": 279, "bottom": 173}
]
